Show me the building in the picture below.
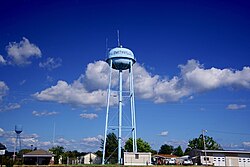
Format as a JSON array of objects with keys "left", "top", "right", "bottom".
[
  {"left": 124, "top": 152, "right": 151, "bottom": 165},
  {"left": 0, "top": 143, "right": 6, "bottom": 155},
  {"left": 152, "top": 154, "right": 179, "bottom": 165},
  {"left": 190, "top": 149, "right": 250, "bottom": 167},
  {"left": 23, "top": 149, "right": 54, "bottom": 165},
  {"left": 82, "top": 153, "right": 101, "bottom": 164}
]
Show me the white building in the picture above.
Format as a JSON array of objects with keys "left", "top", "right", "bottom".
[
  {"left": 190, "top": 149, "right": 250, "bottom": 167},
  {"left": 124, "top": 152, "right": 151, "bottom": 165},
  {"left": 82, "top": 153, "right": 101, "bottom": 164}
]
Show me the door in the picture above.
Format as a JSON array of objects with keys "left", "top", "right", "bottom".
[{"left": 213, "top": 154, "right": 226, "bottom": 166}]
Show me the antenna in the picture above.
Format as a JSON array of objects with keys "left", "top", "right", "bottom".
[
  {"left": 117, "top": 30, "right": 121, "bottom": 47},
  {"left": 53, "top": 122, "right": 56, "bottom": 146}
]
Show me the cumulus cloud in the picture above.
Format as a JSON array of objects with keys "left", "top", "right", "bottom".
[
  {"left": 243, "top": 142, "right": 250, "bottom": 147},
  {"left": 32, "top": 110, "right": 59, "bottom": 116},
  {"left": 1, "top": 127, "right": 102, "bottom": 152},
  {"left": 180, "top": 60, "right": 250, "bottom": 91},
  {"left": 0, "top": 55, "right": 6, "bottom": 65},
  {"left": 159, "top": 131, "right": 168, "bottom": 136},
  {"left": 34, "top": 59, "right": 250, "bottom": 107},
  {"left": 81, "top": 135, "right": 102, "bottom": 148},
  {"left": 0, "top": 81, "right": 9, "bottom": 101},
  {"left": 164, "top": 139, "right": 188, "bottom": 149},
  {"left": 6, "top": 37, "right": 41, "bottom": 66},
  {"left": 0, "top": 127, "right": 39, "bottom": 150},
  {"left": 56, "top": 138, "right": 75, "bottom": 146},
  {"left": 39, "top": 57, "right": 62, "bottom": 70},
  {"left": 82, "top": 137, "right": 100, "bottom": 143},
  {"left": 34, "top": 80, "right": 111, "bottom": 107},
  {"left": 80, "top": 113, "right": 98, "bottom": 119},
  {"left": 226, "top": 104, "right": 246, "bottom": 110},
  {"left": 0, "top": 128, "right": 16, "bottom": 138},
  {"left": 0, "top": 103, "right": 21, "bottom": 112}
]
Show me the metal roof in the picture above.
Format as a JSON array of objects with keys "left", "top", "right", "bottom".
[
  {"left": 200, "top": 150, "right": 250, "bottom": 154},
  {"left": 23, "top": 149, "right": 53, "bottom": 157},
  {"left": 0, "top": 143, "right": 6, "bottom": 150}
]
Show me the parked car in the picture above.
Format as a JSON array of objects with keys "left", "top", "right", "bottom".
[
  {"left": 182, "top": 159, "right": 193, "bottom": 165},
  {"left": 168, "top": 158, "right": 176, "bottom": 165}
]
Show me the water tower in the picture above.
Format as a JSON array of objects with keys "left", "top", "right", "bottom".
[
  {"left": 15, "top": 125, "right": 22, "bottom": 153},
  {"left": 102, "top": 33, "right": 137, "bottom": 164}
]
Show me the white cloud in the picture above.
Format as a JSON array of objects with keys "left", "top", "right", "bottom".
[
  {"left": 39, "top": 57, "right": 62, "bottom": 70},
  {"left": 81, "top": 135, "right": 102, "bottom": 149},
  {"left": 19, "top": 80, "right": 26, "bottom": 85},
  {"left": 0, "top": 127, "right": 39, "bottom": 150},
  {"left": 6, "top": 37, "right": 41, "bottom": 66},
  {"left": 0, "top": 128, "right": 15, "bottom": 138},
  {"left": 159, "top": 131, "right": 168, "bottom": 136},
  {"left": 0, "top": 55, "right": 6, "bottom": 65},
  {"left": 82, "top": 137, "right": 100, "bottom": 143},
  {"left": 180, "top": 59, "right": 250, "bottom": 91},
  {"left": 80, "top": 113, "right": 98, "bottom": 119},
  {"left": 83, "top": 61, "right": 115, "bottom": 91},
  {"left": 32, "top": 110, "right": 59, "bottom": 116},
  {"left": 221, "top": 143, "right": 240, "bottom": 150},
  {"left": 56, "top": 138, "right": 72, "bottom": 145},
  {"left": 34, "top": 59, "right": 250, "bottom": 107},
  {"left": 0, "top": 128, "right": 5, "bottom": 137},
  {"left": 38, "top": 141, "right": 52, "bottom": 147},
  {"left": 0, "top": 81, "right": 9, "bottom": 101},
  {"left": 0, "top": 127, "right": 103, "bottom": 152},
  {"left": 226, "top": 104, "right": 246, "bottom": 110},
  {"left": 34, "top": 79, "right": 116, "bottom": 108},
  {"left": 164, "top": 139, "right": 188, "bottom": 149},
  {"left": 243, "top": 142, "right": 250, "bottom": 147},
  {"left": 0, "top": 103, "right": 21, "bottom": 112}
]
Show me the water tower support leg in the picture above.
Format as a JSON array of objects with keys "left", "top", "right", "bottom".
[
  {"left": 118, "top": 70, "right": 123, "bottom": 164},
  {"left": 102, "top": 60, "right": 113, "bottom": 164}
]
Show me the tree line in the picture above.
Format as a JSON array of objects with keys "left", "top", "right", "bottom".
[
  {"left": 0, "top": 133, "right": 222, "bottom": 165},
  {"left": 100, "top": 133, "right": 222, "bottom": 164}
]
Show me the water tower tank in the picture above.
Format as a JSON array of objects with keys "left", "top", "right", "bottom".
[
  {"left": 15, "top": 125, "right": 23, "bottom": 134},
  {"left": 106, "top": 47, "right": 136, "bottom": 70}
]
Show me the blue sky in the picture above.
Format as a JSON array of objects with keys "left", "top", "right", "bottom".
[{"left": 0, "top": 0, "right": 250, "bottom": 153}]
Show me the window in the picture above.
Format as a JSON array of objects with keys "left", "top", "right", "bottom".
[
  {"left": 135, "top": 154, "right": 139, "bottom": 159},
  {"left": 204, "top": 157, "right": 209, "bottom": 161}
]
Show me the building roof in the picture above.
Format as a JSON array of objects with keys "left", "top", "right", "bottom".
[
  {"left": 199, "top": 150, "right": 250, "bottom": 154},
  {"left": 0, "top": 143, "right": 6, "bottom": 150},
  {"left": 23, "top": 149, "right": 53, "bottom": 158},
  {"left": 153, "top": 154, "right": 179, "bottom": 158}
]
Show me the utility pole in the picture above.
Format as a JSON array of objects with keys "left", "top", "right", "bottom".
[{"left": 202, "top": 129, "right": 208, "bottom": 166}]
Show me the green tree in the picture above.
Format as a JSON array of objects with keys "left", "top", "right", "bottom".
[
  {"left": 185, "top": 134, "right": 223, "bottom": 154},
  {"left": 173, "top": 145, "right": 184, "bottom": 156},
  {"left": 159, "top": 144, "right": 174, "bottom": 154},
  {"left": 101, "top": 133, "right": 118, "bottom": 164},
  {"left": 49, "top": 146, "right": 64, "bottom": 164},
  {"left": 125, "top": 138, "right": 152, "bottom": 152},
  {"left": 184, "top": 147, "right": 191, "bottom": 155},
  {"left": 95, "top": 150, "right": 103, "bottom": 158}
]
